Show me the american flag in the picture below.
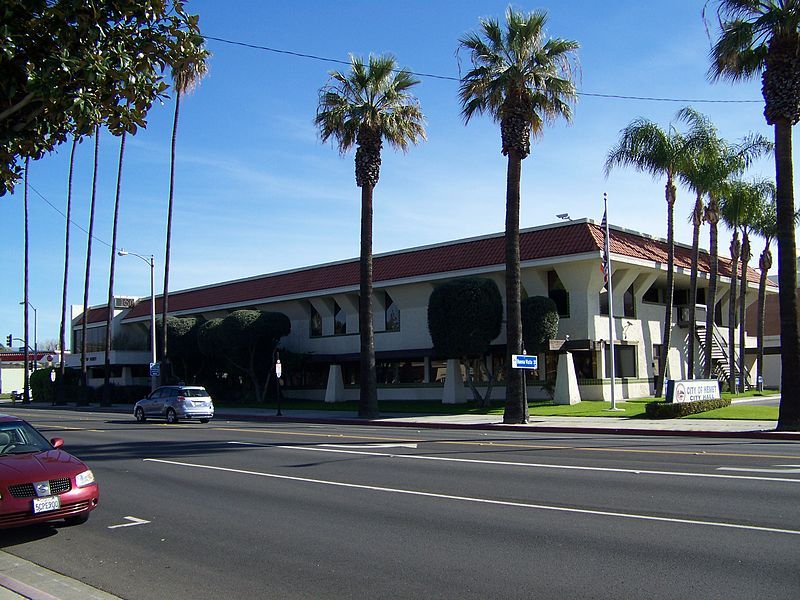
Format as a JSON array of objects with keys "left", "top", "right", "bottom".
[{"left": 601, "top": 208, "right": 609, "bottom": 285}]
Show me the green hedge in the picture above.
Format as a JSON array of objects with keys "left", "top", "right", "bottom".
[
  {"left": 30, "top": 368, "right": 56, "bottom": 403},
  {"left": 645, "top": 397, "right": 731, "bottom": 418}
]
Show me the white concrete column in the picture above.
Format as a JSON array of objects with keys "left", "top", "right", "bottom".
[
  {"left": 554, "top": 352, "right": 580, "bottom": 405},
  {"left": 442, "top": 358, "right": 466, "bottom": 404},
  {"left": 324, "top": 364, "right": 345, "bottom": 403}
]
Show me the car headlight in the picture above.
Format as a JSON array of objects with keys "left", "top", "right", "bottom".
[{"left": 76, "top": 469, "right": 95, "bottom": 487}]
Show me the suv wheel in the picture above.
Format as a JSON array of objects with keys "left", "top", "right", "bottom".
[
  {"left": 135, "top": 407, "right": 146, "bottom": 422},
  {"left": 166, "top": 408, "right": 179, "bottom": 424}
]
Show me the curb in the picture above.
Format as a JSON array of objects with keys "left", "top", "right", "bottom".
[
  {"left": 214, "top": 412, "right": 800, "bottom": 440},
  {"left": 3, "top": 402, "right": 796, "bottom": 441}
]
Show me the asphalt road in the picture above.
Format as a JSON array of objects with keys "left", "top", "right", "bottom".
[{"left": 1, "top": 409, "right": 799, "bottom": 599}]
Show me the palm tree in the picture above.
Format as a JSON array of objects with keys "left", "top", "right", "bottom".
[
  {"left": 161, "top": 41, "right": 209, "bottom": 379},
  {"left": 674, "top": 108, "right": 718, "bottom": 379},
  {"left": 458, "top": 8, "right": 578, "bottom": 423},
  {"left": 316, "top": 54, "right": 426, "bottom": 419},
  {"left": 605, "top": 110, "right": 706, "bottom": 397},
  {"left": 102, "top": 129, "right": 127, "bottom": 406},
  {"left": 676, "top": 123, "right": 770, "bottom": 381},
  {"left": 79, "top": 127, "right": 100, "bottom": 404},
  {"left": 720, "top": 183, "right": 745, "bottom": 392},
  {"left": 709, "top": 0, "right": 800, "bottom": 428},
  {"left": 752, "top": 192, "right": 777, "bottom": 388},
  {"left": 737, "top": 179, "right": 774, "bottom": 391},
  {"left": 57, "top": 137, "right": 79, "bottom": 405}
]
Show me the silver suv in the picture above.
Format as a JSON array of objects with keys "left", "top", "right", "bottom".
[{"left": 134, "top": 385, "right": 214, "bottom": 424}]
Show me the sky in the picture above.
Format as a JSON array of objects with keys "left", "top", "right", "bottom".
[{"left": 1, "top": 0, "right": 792, "bottom": 350}]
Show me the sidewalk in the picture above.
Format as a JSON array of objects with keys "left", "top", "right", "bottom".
[{"left": 1, "top": 397, "right": 796, "bottom": 439}]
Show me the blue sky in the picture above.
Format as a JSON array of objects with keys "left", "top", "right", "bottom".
[{"left": 1, "top": 0, "right": 790, "bottom": 349}]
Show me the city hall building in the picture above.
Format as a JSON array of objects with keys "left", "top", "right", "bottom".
[{"left": 67, "top": 219, "right": 772, "bottom": 403}]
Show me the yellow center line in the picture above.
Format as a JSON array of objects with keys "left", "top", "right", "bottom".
[
  {"left": 36, "top": 425, "right": 106, "bottom": 432},
  {"left": 213, "top": 427, "right": 799, "bottom": 460}
]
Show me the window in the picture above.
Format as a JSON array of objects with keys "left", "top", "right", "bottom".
[
  {"left": 605, "top": 345, "right": 637, "bottom": 378},
  {"left": 333, "top": 301, "right": 346, "bottom": 335},
  {"left": 309, "top": 305, "right": 322, "bottom": 338},
  {"left": 72, "top": 325, "right": 107, "bottom": 352},
  {"left": 643, "top": 286, "right": 662, "bottom": 304},
  {"left": 599, "top": 283, "right": 635, "bottom": 316},
  {"left": 385, "top": 292, "right": 400, "bottom": 331},
  {"left": 548, "top": 270, "right": 570, "bottom": 317},
  {"left": 623, "top": 284, "right": 635, "bottom": 318}
]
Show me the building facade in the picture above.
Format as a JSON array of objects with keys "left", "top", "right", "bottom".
[{"left": 67, "top": 219, "right": 772, "bottom": 402}]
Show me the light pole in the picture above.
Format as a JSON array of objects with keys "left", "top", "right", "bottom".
[
  {"left": 118, "top": 249, "right": 157, "bottom": 391},
  {"left": 19, "top": 300, "right": 37, "bottom": 369}
]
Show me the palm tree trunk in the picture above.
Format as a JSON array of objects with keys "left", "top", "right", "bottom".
[
  {"left": 756, "top": 243, "right": 772, "bottom": 389},
  {"left": 161, "top": 89, "right": 182, "bottom": 379},
  {"left": 102, "top": 130, "right": 126, "bottom": 406},
  {"left": 738, "top": 232, "right": 750, "bottom": 393},
  {"left": 728, "top": 231, "right": 739, "bottom": 394},
  {"left": 358, "top": 183, "right": 378, "bottom": 418},
  {"left": 23, "top": 158, "right": 30, "bottom": 403},
  {"left": 503, "top": 150, "right": 525, "bottom": 423},
  {"left": 656, "top": 180, "right": 676, "bottom": 398},
  {"left": 687, "top": 192, "right": 703, "bottom": 379},
  {"left": 775, "top": 120, "right": 800, "bottom": 430},
  {"left": 57, "top": 138, "right": 78, "bottom": 405},
  {"left": 704, "top": 199, "right": 719, "bottom": 379},
  {"left": 80, "top": 127, "right": 101, "bottom": 405}
]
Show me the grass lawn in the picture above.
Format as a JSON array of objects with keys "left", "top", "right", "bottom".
[
  {"left": 233, "top": 393, "right": 779, "bottom": 420},
  {"left": 685, "top": 405, "right": 778, "bottom": 420}
]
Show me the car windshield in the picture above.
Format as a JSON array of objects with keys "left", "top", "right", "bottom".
[
  {"left": 0, "top": 422, "right": 53, "bottom": 455},
  {"left": 182, "top": 389, "right": 209, "bottom": 398}
]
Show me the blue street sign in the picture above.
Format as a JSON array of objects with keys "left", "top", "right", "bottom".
[
  {"left": 149, "top": 362, "right": 160, "bottom": 377},
  {"left": 511, "top": 354, "right": 538, "bottom": 369}
]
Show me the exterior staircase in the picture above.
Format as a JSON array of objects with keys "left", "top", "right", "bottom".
[{"left": 694, "top": 323, "right": 751, "bottom": 389}]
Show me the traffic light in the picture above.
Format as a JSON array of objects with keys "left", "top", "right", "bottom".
[{"left": 5, "top": 334, "right": 11, "bottom": 347}]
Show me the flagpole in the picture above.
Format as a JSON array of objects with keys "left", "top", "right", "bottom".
[{"left": 604, "top": 193, "right": 621, "bottom": 411}]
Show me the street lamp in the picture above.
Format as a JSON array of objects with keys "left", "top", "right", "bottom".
[
  {"left": 118, "top": 249, "right": 157, "bottom": 391},
  {"left": 18, "top": 300, "right": 37, "bottom": 370}
]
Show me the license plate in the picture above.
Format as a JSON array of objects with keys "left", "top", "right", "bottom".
[{"left": 33, "top": 496, "right": 60, "bottom": 514}]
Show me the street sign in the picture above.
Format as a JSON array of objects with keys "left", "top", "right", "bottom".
[
  {"left": 511, "top": 354, "right": 538, "bottom": 369},
  {"left": 149, "top": 362, "right": 160, "bottom": 377},
  {"left": 275, "top": 359, "right": 282, "bottom": 378}
]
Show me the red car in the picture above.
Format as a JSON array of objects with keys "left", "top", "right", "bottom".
[{"left": 0, "top": 414, "right": 99, "bottom": 528}]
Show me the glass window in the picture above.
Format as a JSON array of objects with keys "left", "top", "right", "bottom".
[
  {"left": 600, "top": 281, "right": 635, "bottom": 316},
  {"left": 605, "top": 345, "right": 637, "bottom": 378},
  {"left": 547, "top": 271, "right": 569, "bottom": 317},
  {"left": 73, "top": 325, "right": 107, "bottom": 352},
  {"left": 385, "top": 292, "right": 400, "bottom": 332},
  {"left": 309, "top": 305, "right": 322, "bottom": 338},
  {"left": 333, "top": 301, "right": 346, "bottom": 335},
  {"left": 623, "top": 284, "right": 635, "bottom": 318}
]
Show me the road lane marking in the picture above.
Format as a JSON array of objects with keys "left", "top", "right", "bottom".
[
  {"left": 143, "top": 458, "right": 800, "bottom": 536},
  {"left": 718, "top": 464, "right": 800, "bottom": 474},
  {"left": 320, "top": 443, "right": 419, "bottom": 449},
  {"left": 215, "top": 427, "right": 800, "bottom": 460},
  {"left": 108, "top": 516, "right": 150, "bottom": 529},
  {"left": 270, "top": 445, "right": 800, "bottom": 484}
]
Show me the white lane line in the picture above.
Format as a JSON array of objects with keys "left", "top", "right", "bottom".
[
  {"left": 143, "top": 458, "right": 800, "bottom": 536},
  {"left": 718, "top": 464, "right": 800, "bottom": 474},
  {"left": 108, "top": 516, "right": 151, "bottom": 529},
  {"left": 262, "top": 444, "right": 800, "bottom": 485},
  {"left": 320, "top": 443, "right": 419, "bottom": 449}
]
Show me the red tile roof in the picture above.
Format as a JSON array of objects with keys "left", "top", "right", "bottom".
[
  {"left": 121, "top": 220, "right": 765, "bottom": 321},
  {"left": 72, "top": 306, "right": 109, "bottom": 326}
]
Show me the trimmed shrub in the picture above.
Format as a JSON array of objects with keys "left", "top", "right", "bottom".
[
  {"left": 521, "top": 296, "right": 559, "bottom": 353},
  {"left": 30, "top": 368, "right": 56, "bottom": 403},
  {"left": 645, "top": 397, "right": 731, "bottom": 418},
  {"left": 427, "top": 278, "right": 502, "bottom": 358}
]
